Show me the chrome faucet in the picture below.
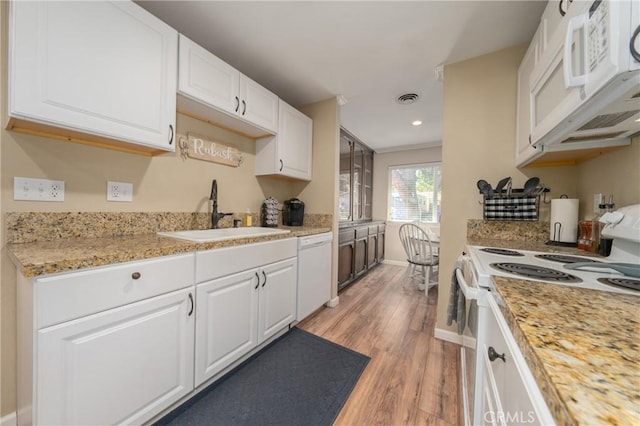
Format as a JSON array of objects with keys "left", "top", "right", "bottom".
[{"left": 210, "top": 179, "right": 232, "bottom": 229}]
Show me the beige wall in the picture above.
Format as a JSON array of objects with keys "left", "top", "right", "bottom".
[
  {"left": 298, "top": 98, "right": 340, "bottom": 298},
  {"left": 438, "top": 44, "right": 579, "bottom": 332},
  {"left": 372, "top": 147, "right": 442, "bottom": 263},
  {"left": 576, "top": 137, "right": 640, "bottom": 218}
]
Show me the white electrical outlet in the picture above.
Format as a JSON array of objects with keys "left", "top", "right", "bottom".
[
  {"left": 14, "top": 177, "right": 65, "bottom": 202},
  {"left": 107, "top": 181, "right": 133, "bottom": 202}
]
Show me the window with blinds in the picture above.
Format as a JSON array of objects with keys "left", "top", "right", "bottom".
[{"left": 388, "top": 163, "right": 441, "bottom": 223}]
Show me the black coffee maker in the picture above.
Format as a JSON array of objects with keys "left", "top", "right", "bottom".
[{"left": 283, "top": 198, "right": 305, "bottom": 226}]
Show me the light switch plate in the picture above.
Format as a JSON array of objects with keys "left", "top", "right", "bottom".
[
  {"left": 107, "top": 181, "right": 133, "bottom": 202},
  {"left": 14, "top": 177, "right": 65, "bottom": 201}
]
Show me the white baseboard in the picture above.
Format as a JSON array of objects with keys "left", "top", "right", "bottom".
[
  {"left": 381, "top": 259, "right": 408, "bottom": 266},
  {"left": 326, "top": 296, "right": 339, "bottom": 308},
  {"left": 1, "top": 412, "right": 16, "bottom": 426},
  {"left": 434, "top": 327, "right": 463, "bottom": 344}
]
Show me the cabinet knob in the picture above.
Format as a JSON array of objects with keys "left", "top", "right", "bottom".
[
  {"left": 488, "top": 346, "right": 506, "bottom": 362},
  {"left": 131, "top": 272, "right": 141, "bottom": 280}
]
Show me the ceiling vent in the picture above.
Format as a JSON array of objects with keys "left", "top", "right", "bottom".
[{"left": 397, "top": 93, "right": 419, "bottom": 105}]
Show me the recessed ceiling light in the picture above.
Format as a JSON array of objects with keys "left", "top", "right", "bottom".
[{"left": 412, "top": 120, "right": 422, "bottom": 126}]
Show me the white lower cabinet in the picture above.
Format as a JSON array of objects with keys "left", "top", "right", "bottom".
[
  {"left": 194, "top": 254, "right": 297, "bottom": 386},
  {"left": 481, "top": 294, "right": 554, "bottom": 426},
  {"left": 18, "top": 240, "right": 299, "bottom": 425},
  {"left": 37, "top": 288, "right": 195, "bottom": 425},
  {"left": 195, "top": 268, "right": 259, "bottom": 385},
  {"left": 258, "top": 258, "right": 297, "bottom": 342},
  {"left": 17, "top": 253, "right": 196, "bottom": 426}
]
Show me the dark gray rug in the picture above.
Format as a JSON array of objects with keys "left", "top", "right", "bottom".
[{"left": 154, "top": 328, "right": 370, "bottom": 426}]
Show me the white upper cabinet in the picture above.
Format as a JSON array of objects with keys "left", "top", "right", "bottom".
[
  {"left": 8, "top": 0, "right": 178, "bottom": 154},
  {"left": 255, "top": 100, "right": 313, "bottom": 181},
  {"left": 178, "top": 35, "right": 278, "bottom": 137},
  {"left": 515, "top": 30, "right": 544, "bottom": 167}
]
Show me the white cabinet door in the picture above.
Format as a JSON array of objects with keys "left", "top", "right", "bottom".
[
  {"left": 9, "top": 1, "right": 178, "bottom": 151},
  {"left": 279, "top": 100, "right": 313, "bottom": 181},
  {"left": 195, "top": 269, "right": 259, "bottom": 386},
  {"left": 178, "top": 35, "right": 278, "bottom": 134},
  {"left": 36, "top": 288, "right": 194, "bottom": 426},
  {"left": 258, "top": 258, "right": 297, "bottom": 343},
  {"left": 255, "top": 100, "right": 313, "bottom": 181},
  {"left": 515, "top": 31, "right": 543, "bottom": 167},
  {"left": 528, "top": 0, "right": 589, "bottom": 147},
  {"left": 239, "top": 75, "right": 279, "bottom": 133},
  {"left": 178, "top": 34, "right": 240, "bottom": 117}
]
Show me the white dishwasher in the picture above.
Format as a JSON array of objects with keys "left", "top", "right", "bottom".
[{"left": 296, "top": 232, "right": 333, "bottom": 321}]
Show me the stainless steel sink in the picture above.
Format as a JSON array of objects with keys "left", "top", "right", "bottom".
[{"left": 158, "top": 227, "right": 291, "bottom": 243}]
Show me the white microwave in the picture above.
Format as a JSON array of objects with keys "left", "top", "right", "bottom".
[{"left": 528, "top": 0, "right": 640, "bottom": 151}]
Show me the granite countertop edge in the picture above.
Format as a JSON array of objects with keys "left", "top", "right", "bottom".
[
  {"left": 489, "top": 276, "right": 639, "bottom": 426},
  {"left": 8, "top": 226, "right": 332, "bottom": 278}
]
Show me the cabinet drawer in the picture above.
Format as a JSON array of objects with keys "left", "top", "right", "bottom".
[
  {"left": 355, "top": 227, "right": 368, "bottom": 239},
  {"left": 339, "top": 229, "right": 355, "bottom": 243},
  {"left": 35, "top": 253, "right": 195, "bottom": 329},
  {"left": 196, "top": 238, "right": 296, "bottom": 283}
]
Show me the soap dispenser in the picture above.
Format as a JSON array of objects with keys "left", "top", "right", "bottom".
[{"left": 244, "top": 208, "right": 252, "bottom": 227}]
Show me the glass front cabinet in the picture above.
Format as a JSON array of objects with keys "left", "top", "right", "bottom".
[{"left": 339, "top": 128, "right": 373, "bottom": 223}]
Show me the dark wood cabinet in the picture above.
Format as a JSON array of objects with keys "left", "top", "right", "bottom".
[
  {"left": 377, "top": 224, "right": 385, "bottom": 262},
  {"left": 339, "top": 128, "right": 374, "bottom": 222},
  {"left": 338, "top": 221, "right": 385, "bottom": 291}
]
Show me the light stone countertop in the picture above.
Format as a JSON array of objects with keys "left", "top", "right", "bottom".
[
  {"left": 8, "top": 226, "right": 331, "bottom": 277},
  {"left": 466, "top": 237, "right": 638, "bottom": 425},
  {"left": 491, "top": 277, "right": 639, "bottom": 426}
]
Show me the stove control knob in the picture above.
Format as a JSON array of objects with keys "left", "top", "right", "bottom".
[{"left": 488, "top": 346, "right": 506, "bottom": 363}]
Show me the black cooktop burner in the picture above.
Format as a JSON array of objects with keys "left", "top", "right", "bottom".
[
  {"left": 534, "top": 254, "right": 602, "bottom": 264},
  {"left": 597, "top": 277, "right": 640, "bottom": 292},
  {"left": 480, "top": 248, "right": 524, "bottom": 256},
  {"left": 490, "top": 262, "right": 583, "bottom": 283}
]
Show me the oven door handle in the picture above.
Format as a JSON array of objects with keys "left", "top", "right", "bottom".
[{"left": 456, "top": 268, "right": 479, "bottom": 300}]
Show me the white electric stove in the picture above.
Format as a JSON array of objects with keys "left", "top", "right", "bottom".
[
  {"left": 467, "top": 204, "right": 640, "bottom": 296},
  {"left": 458, "top": 204, "right": 640, "bottom": 426}
]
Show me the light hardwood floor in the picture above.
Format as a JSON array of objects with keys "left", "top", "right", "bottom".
[{"left": 298, "top": 263, "right": 460, "bottom": 426}]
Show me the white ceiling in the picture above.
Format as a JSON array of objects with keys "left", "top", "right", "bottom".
[{"left": 137, "top": 1, "right": 546, "bottom": 152}]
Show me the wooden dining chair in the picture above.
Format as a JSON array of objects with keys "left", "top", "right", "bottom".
[{"left": 399, "top": 223, "right": 439, "bottom": 294}]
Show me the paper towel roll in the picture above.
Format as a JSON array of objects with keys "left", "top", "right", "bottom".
[{"left": 550, "top": 198, "right": 579, "bottom": 243}]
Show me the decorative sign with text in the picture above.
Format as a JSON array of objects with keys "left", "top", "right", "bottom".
[{"left": 179, "top": 133, "right": 243, "bottom": 167}]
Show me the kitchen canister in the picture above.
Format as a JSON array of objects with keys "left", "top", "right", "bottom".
[
  {"left": 261, "top": 196, "right": 279, "bottom": 227},
  {"left": 549, "top": 196, "right": 579, "bottom": 243}
]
